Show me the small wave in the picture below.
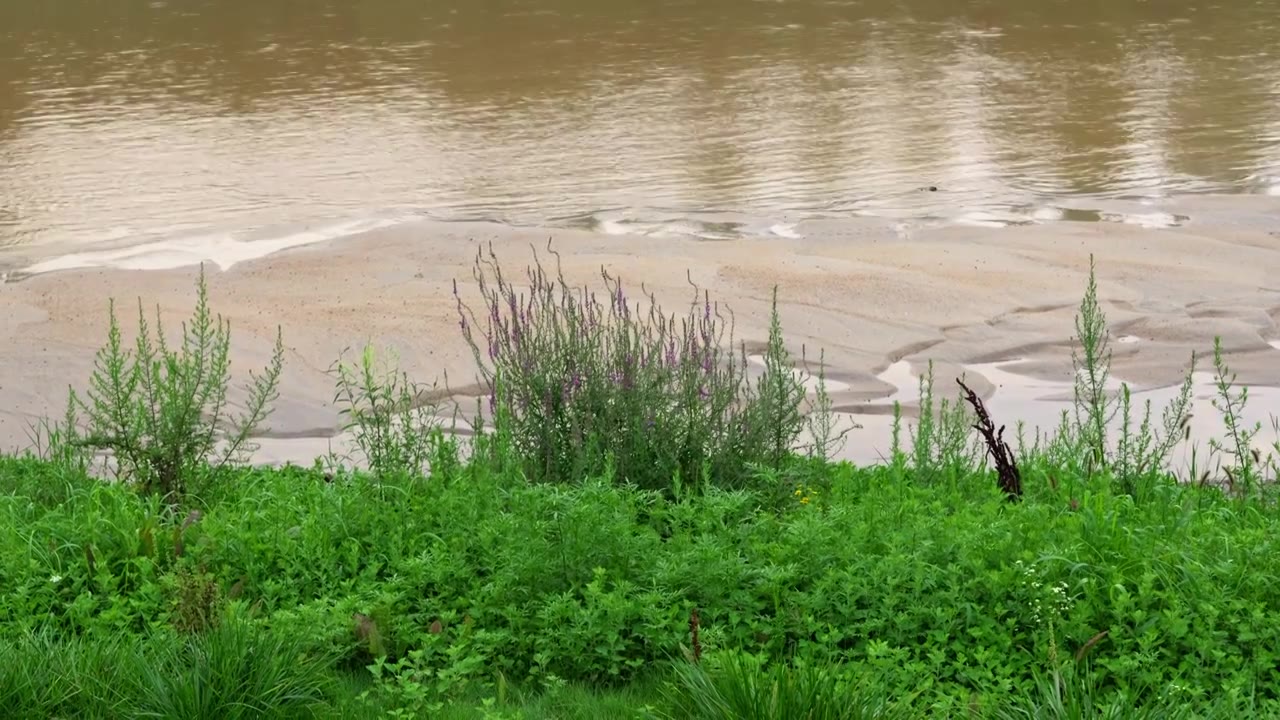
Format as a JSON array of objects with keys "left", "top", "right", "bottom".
[
  {"left": 768, "top": 223, "right": 801, "bottom": 239},
  {"left": 21, "top": 213, "right": 417, "bottom": 276},
  {"left": 1098, "top": 211, "right": 1187, "bottom": 229},
  {"left": 586, "top": 213, "right": 745, "bottom": 241},
  {"left": 1030, "top": 206, "right": 1065, "bottom": 222}
]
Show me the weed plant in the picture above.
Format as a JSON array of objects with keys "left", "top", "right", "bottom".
[
  {"left": 909, "top": 361, "right": 982, "bottom": 484},
  {"left": 1025, "top": 255, "right": 1196, "bottom": 500},
  {"left": 454, "top": 243, "right": 808, "bottom": 491},
  {"left": 330, "top": 344, "right": 455, "bottom": 480},
  {"left": 59, "top": 264, "right": 284, "bottom": 501}
]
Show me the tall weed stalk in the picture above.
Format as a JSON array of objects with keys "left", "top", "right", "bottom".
[
  {"left": 1063, "top": 257, "right": 1194, "bottom": 496},
  {"left": 1207, "top": 338, "right": 1263, "bottom": 496},
  {"left": 1071, "top": 255, "right": 1116, "bottom": 476}
]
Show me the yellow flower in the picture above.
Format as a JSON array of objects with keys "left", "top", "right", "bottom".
[{"left": 800, "top": 496, "right": 810, "bottom": 505}]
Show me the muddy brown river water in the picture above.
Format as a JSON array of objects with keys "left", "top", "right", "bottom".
[{"left": 1, "top": 0, "right": 1278, "bottom": 262}]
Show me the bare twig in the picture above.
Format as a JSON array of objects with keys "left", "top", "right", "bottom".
[{"left": 957, "top": 378, "right": 1022, "bottom": 501}]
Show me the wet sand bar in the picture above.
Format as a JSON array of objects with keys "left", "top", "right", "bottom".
[{"left": 2, "top": 204, "right": 1279, "bottom": 467}]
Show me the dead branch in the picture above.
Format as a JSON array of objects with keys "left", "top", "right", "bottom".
[{"left": 957, "top": 378, "right": 1022, "bottom": 501}]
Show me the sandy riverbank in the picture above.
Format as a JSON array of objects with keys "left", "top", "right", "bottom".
[{"left": 2, "top": 203, "right": 1279, "bottom": 468}]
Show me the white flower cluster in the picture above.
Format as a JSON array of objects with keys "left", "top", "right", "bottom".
[{"left": 1015, "top": 560, "right": 1070, "bottom": 626}]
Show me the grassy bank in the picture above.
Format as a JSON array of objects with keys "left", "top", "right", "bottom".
[{"left": 3, "top": 248, "right": 1279, "bottom": 718}]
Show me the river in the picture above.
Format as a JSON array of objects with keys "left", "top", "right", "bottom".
[{"left": 1, "top": 0, "right": 1278, "bottom": 267}]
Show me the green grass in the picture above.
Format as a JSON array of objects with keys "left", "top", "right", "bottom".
[
  {"left": 4, "top": 251, "right": 1280, "bottom": 717},
  {"left": 4, "top": 450, "right": 1280, "bottom": 717}
]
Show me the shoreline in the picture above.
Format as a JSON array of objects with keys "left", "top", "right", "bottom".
[{"left": 2, "top": 203, "right": 1279, "bottom": 467}]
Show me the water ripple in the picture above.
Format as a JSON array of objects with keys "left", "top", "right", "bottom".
[{"left": 0, "top": 0, "right": 1278, "bottom": 258}]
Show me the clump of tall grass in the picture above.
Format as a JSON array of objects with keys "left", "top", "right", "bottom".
[
  {"left": 62, "top": 263, "right": 284, "bottom": 501},
  {"left": 0, "top": 616, "right": 338, "bottom": 720},
  {"left": 996, "top": 663, "right": 1191, "bottom": 720},
  {"left": 454, "top": 243, "right": 810, "bottom": 491},
  {"left": 664, "top": 652, "right": 903, "bottom": 720},
  {"left": 131, "top": 615, "right": 338, "bottom": 720}
]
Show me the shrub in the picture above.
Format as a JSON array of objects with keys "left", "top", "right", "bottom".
[
  {"left": 70, "top": 263, "right": 284, "bottom": 501},
  {"left": 454, "top": 243, "right": 809, "bottom": 491}
]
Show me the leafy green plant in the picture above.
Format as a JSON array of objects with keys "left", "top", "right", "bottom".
[
  {"left": 801, "top": 348, "right": 852, "bottom": 462},
  {"left": 71, "top": 263, "right": 284, "bottom": 501},
  {"left": 750, "top": 287, "right": 808, "bottom": 470},
  {"left": 1111, "top": 370, "right": 1194, "bottom": 498},
  {"left": 909, "top": 362, "right": 980, "bottom": 482},
  {"left": 331, "top": 344, "right": 448, "bottom": 479},
  {"left": 169, "top": 563, "right": 225, "bottom": 635},
  {"left": 1071, "top": 256, "right": 1115, "bottom": 477}
]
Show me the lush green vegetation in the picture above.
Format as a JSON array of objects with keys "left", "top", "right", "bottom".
[{"left": 3, "top": 248, "right": 1279, "bottom": 718}]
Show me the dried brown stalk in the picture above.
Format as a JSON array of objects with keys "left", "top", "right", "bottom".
[{"left": 957, "top": 378, "right": 1022, "bottom": 501}]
